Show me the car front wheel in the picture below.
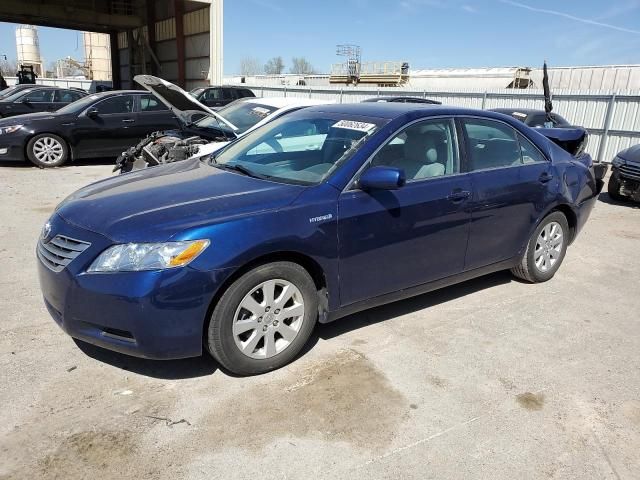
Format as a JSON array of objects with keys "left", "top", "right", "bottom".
[
  {"left": 511, "top": 211, "right": 569, "bottom": 283},
  {"left": 607, "top": 174, "right": 625, "bottom": 202},
  {"left": 26, "top": 133, "right": 69, "bottom": 168},
  {"left": 206, "top": 261, "right": 318, "bottom": 376}
]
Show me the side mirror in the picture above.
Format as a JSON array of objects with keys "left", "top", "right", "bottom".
[
  {"left": 87, "top": 108, "right": 99, "bottom": 117},
  {"left": 359, "top": 166, "right": 406, "bottom": 191}
]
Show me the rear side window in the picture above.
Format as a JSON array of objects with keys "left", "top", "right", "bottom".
[
  {"left": 239, "top": 89, "right": 255, "bottom": 98},
  {"left": 463, "top": 119, "right": 521, "bottom": 170},
  {"left": 56, "top": 90, "right": 83, "bottom": 103},
  {"left": 22, "top": 89, "right": 55, "bottom": 102},
  {"left": 203, "top": 88, "right": 223, "bottom": 101},
  {"left": 94, "top": 95, "right": 135, "bottom": 114},
  {"left": 140, "top": 95, "right": 168, "bottom": 112}
]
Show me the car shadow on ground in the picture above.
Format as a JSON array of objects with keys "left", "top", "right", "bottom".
[
  {"left": 598, "top": 191, "right": 639, "bottom": 209},
  {"left": 317, "top": 270, "right": 514, "bottom": 341},
  {"left": 73, "top": 271, "right": 514, "bottom": 380},
  {"left": 74, "top": 339, "right": 219, "bottom": 380}
]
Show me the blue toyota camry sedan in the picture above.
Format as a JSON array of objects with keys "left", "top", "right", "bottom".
[{"left": 37, "top": 103, "right": 602, "bottom": 375}]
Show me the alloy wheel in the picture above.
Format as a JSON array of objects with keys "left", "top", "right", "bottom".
[
  {"left": 232, "top": 279, "right": 305, "bottom": 359},
  {"left": 32, "top": 137, "right": 64, "bottom": 164},
  {"left": 534, "top": 221, "right": 564, "bottom": 273}
]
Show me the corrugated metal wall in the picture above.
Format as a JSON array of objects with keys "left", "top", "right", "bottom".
[
  {"left": 116, "top": 5, "right": 210, "bottom": 91},
  {"left": 242, "top": 84, "right": 640, "bottom": 162}
]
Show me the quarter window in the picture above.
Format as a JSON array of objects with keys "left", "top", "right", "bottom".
[
  {"left": 370, "top": 118, "right": 459, "bottom": 181},
  {"left": 463, "top": 119, "right": 521, "bottom": 171},
  {"left": 93, "top": 95, "right": 134, "bottom": 114},
  {"left": 517, "top": 133, "right": 547, "bottom": 164}
]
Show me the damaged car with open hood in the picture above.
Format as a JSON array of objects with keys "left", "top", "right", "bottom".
[{"left": 114, "top": 75, "right": 327, "bottom": 173}]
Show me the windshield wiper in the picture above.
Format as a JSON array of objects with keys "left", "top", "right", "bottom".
[{"left": 210, "top": 160, "right": 263, "bottom": 179}]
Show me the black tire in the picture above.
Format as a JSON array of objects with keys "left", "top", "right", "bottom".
[
  {"left": 206, "top": 261, "right": 318, "bottom": 376},
  {"left": 511, "top": 211, "right": 569, "bottom": 283},
  {"left": 26, "top": 133, "right": 69, "bottom": 168},
  {"left": 607, "top": 174, "right": 625, "bottom": 202}
]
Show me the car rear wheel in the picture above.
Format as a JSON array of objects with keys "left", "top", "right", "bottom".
[
  {"left": 26, "top": 134, "right": 69, "bottom": 168},
  {"left": 511, "top": 211, "right": 569, "bottom": 283},
  {"left": 607, "top": 174, "right": 625, "bottom": 202},
  {"left": 206, "top": 261, "right": 318, "bottom": 376}
]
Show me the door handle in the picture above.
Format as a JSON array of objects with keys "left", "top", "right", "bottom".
[
  {"left": 122, "top": 119, "right": 135, "bottom": 123},
  {"left": 539, "top": 172, "right": 553, "bottom": 183},
  {"left": 447, "top": 190, "right": 471, "bottom": 203}
]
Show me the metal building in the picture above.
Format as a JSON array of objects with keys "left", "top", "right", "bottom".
[{"left": 0, "top": 0, "right": 223, "bottom": 90}]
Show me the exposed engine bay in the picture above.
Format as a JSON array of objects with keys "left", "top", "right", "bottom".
[{"left": 114, "top": 131, "right": 227, "bottom": 173}]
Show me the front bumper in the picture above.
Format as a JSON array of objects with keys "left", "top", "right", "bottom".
[
  {"left": 37, "top": 214, "right": 232, "bottom": 360},
  {"left": 0, "top": 142, "right": 25, "bottom": 162}
]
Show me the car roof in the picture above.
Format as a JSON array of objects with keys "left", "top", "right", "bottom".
[
  {"left": 301, "top": 102, "right": 464, "bottom": 119},
  {"left": 239, "top": 97, "right": 328, "bottom": 108}
]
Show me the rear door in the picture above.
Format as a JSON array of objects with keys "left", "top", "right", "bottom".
[
  {"left": 73, "top": 94, "right": 139, "bottom": 157},
  {"left": 53, "top": 89, "right": 85, "bottom": 110},
  {"left": 135, "top": 94, "right": 181, "bottom": 135},
  {"left": 461, "top": 117, "right": 554, "bottom": 270}
]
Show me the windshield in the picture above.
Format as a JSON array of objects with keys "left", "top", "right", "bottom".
[
  {"left": 211, "top": 113, "right": 383, "bottom": 185},
  {"left": 0, "top": 88, "right": 36, "bottom": 102},
  {"left": 0, "top": 86, "right": 29, "bottom": 100},
  {"left": 214, "top": 101, "right": 279, "bottom": 134}
]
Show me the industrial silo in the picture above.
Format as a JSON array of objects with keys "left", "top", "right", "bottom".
[
  {"left": 83, "top": 32, "right": 112, "bottom": 81},
  {"left": 15, "top": 25, "right": 43, "bottom": 76}
]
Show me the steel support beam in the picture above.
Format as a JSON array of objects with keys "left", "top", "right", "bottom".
[
  {"left": 110, "top": 31, "right": 122, "bottom": 90},
  {"left": 0, "top": 0, "right": 142, "bottom": 32},
  {"left": 174, "top": 0, "right": 186, "bottom": 88},
  {"left": 209, "top": 0, "right": 223, "bottom": 86}
]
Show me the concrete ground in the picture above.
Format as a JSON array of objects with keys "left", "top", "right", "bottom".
[{"left": 1, "top": 161, "right": 639, "bottom": 480}]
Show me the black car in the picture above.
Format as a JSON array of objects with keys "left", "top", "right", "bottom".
[
  {"left": 190, "top": 86, "right": 255, "bottom": 109},
  {"left": 362, "top": 96, "right": 442, "bottom": 105},
  {"left": 490, "top": 108, "right": 571, "bottom": 128},
  {"left": 609, "top": 145, "right": 640, "bottom": 202},
  {"left": 0, "top": 90, "right": 179, "bottom": 167},
  {"left": 0, "top": 86, "right": 87, "bottom": 118}
]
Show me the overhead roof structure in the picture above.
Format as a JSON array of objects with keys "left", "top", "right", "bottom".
[{"left": 0, "top": 0, "right": 223, "bottom": 90}]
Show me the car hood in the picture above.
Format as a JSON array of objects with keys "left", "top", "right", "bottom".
[
  {"left": 618, "top": 144, "right": 640, "bottom": 163},
  {"left": 56, "top": 157, "right": 305, "bottom": 243},
  {"left": 0, "top": 111, "right": 69, "bottom": 125},
  {"left": 133, "top": 74, "right": 238, "bottom": 132}
]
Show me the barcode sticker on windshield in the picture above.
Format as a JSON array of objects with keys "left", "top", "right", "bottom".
[
  {"left": 512, "top": 111, "right": 527, "bottom": 118},
  {"left": 332, "top": 120, "right": 376, "bottom": 132},
  {"left": 251, "top": 107, "right": 271, "bottom": 117}
]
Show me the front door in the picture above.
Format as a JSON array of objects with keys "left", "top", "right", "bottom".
[
  {"left": 461, "top": 117, "right": 555, "bottom": 270},
  {"left": 73, "top": 94, "right": 139, "bottom": 158},
  {"left": 337, "top": 118, "right": 472, "bottom": 306}
]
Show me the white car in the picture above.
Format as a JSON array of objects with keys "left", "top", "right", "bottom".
[{"left": 115, "top": 75, "right": 329, "bottom": 172}]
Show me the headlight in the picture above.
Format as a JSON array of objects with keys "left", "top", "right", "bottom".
[
  {"left": 87, "top": 240, "right": 210, "bottom": 272},
  {"left": 612, "top": 156, "right": 625, "bottom": 168},
  {"left": 0, "top": 124, "right": 24, "bottom": 135}
]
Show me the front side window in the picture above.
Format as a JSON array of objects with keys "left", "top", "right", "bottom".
[
  {"left": 370, "top": 118, "right": 459, "bottom": 181},
  {"left": 211, "top": 115, "right": 383, "bottom": 185},
  {"left": 203, "top": 88, "right": 223, "bottom": 101},
  {"left": 94, "top": 95, "right": 134, "bottom": 114},
  {"left": 463, "top": 119, "right": 521, "bottom": 171},
  {"left": 140, "top": 95, "right": 168, "bottom": 112},
  {"left": 22, "top": 89, "right": 55, "bottom": 103}
]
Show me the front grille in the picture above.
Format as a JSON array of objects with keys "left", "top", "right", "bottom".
[
  {"left": 619, "top": 162, "right": 640, "bottom": 181},
  {"left": 37, "top": 235, "right": 91, "bottom": 272}
]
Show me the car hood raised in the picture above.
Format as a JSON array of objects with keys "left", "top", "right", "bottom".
[
  {"left": 56, "top": 158, "right": 305, "bottom": 243},
  {"left": 618, "top": 144, "right": 640, "bottom": 163},
  {"left": 133, "top": 74, "right": 238, "bottom": 132}
]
